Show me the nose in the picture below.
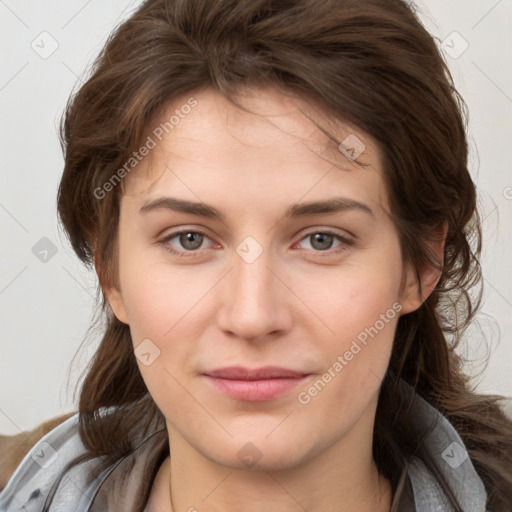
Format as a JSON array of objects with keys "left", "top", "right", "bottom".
[{"left": 216, "top": 244, "right": 293, "bottom": 343}]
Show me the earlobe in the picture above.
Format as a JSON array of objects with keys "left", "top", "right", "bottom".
[
  {"left": 104, "top": 286, "right": 129, "bottom": 324},
  {"left": 398, "top": 266, "right": 423, "bottom": 315},
  {"left": 399, "top": 221, "right": 448, "bottom": 315},
  {"left": 94, "top": 249, "right": 129, "bottom": 324}
]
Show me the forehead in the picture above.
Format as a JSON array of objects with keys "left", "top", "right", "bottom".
[{"left": 122, "top": 87, "right": 388, "bottom": 212}]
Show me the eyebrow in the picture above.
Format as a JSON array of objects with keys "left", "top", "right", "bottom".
[{"left": 139, "top": 196, "right": 375, "bottom": 221}]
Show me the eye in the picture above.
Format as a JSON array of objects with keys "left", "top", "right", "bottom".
[
  {"left": 295, "top": 230, "right": 353, "bottom": 254},
  {"left": 158, "top": 229, "right": 214, "bottom": 257}
]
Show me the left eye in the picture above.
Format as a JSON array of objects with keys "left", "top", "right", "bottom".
[{"left": 295, "top": 231, "right": 353, "bottom": 254}]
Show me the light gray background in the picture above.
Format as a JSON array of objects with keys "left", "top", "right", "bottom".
[{"left": 1, "top": 0, "right": 511, "bottom": 434}]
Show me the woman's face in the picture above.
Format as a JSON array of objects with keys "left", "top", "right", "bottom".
[{"left": 106, "top": 87, "right": 422, "bottom": 470}]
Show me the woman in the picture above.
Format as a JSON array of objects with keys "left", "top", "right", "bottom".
[{"left": 1, "top": 0, "right": 511, "bottom": 510}]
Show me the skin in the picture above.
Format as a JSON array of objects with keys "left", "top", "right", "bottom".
[{"left": 104, "top": 86, "right": 445, "bottom": 512}]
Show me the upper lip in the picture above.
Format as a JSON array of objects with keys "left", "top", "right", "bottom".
[{"left": 204, "top": 366, "right": 309, "bottom": 380}]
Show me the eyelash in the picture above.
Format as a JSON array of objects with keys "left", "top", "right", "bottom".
[{"left": 157, "top": 229, "right": 354, "bottom": 259}]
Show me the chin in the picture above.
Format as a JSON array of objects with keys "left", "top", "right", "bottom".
[{"left": 196, "top": 432, "right": 320, "bottom": 473}]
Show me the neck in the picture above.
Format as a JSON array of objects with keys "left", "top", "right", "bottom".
[
  {"left": 159, "top": 405, "right": 392, "bottom": 512},
  {"left": 168, "top": 456, "right": 391, "bottom": 512}
]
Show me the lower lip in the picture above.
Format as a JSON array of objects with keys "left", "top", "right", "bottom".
[{"left": 203, "top": 375, "right": 310, "bottom": 401}]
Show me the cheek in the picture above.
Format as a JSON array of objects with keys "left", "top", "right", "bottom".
[
  {"left": 303, "top": 255, "right": 402, "bottom": 341},
  {"left": 119, "top": 259, "right": 214, "bottom": 406},
  {"left": 296, "top": 284, "right": 399, "bottom": 425},
  {"left": 300, "top": 251, "right": 402, "bottom": 387},
  {"left": 121, "top": 264, "right": 198, "bottom": 408},
  {"left": 120, "top": 255, "right": 209, "bottom": 341},
  {"left": 324, "top": 290, "right": 398, "bottom": 388}
]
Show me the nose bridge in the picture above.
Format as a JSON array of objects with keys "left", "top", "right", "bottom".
[
  {"left": 234, "top": 248, "right": 271, "bottom": 304},
  {"left": 217, "top": 236, "right": 289, "bottom": 341}
]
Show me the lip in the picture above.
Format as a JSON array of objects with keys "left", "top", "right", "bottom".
[{"left": 202, "top": 366, "right": 311, "bottom": 401}]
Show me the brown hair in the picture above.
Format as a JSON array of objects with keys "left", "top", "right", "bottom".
[{"left": 55, "top": 0, "right": 512, "bottom": 510}]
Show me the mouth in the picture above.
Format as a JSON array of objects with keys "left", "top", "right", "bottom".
[{"left": 202, "top": 366, "right": 312, "bottom": 402}]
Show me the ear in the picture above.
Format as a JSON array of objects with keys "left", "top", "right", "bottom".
[
  {"left": 94, "top": 248, "right": 129, "bottom": 325},
  {"left": 399, "top": 221, "right": 448, "bottom": 315},
  {"left": 103, "top": 285, "right": 130, "bottom": 325}
]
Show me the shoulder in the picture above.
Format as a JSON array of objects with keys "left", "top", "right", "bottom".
[
  {"left": 0, "top": 410, "right": 168, "bottom": 512},
  {"left": 0, "top": 413, "right": 109, "bottom": 511},
  {"left": 399, "top": 379, "right": 490, "bottom": 511}
]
